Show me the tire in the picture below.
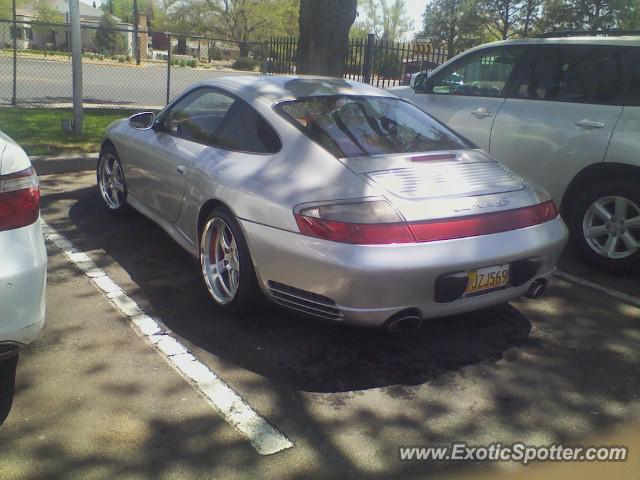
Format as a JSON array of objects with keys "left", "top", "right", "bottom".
[
  {"left": 0, "top": 355, "right": 18, "bottom": 425},
  {"left": 199, "top": 207, "right": 261, "bottom": 314},
  {"left": 97, "top": 145, "right": 129, "bottom": 215},
  {"left": 567, "top": 179, "right": 640, "bottom": 271}
]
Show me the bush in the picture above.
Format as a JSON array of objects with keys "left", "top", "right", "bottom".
[
  {"left": 231, "top": 57, "right": 257, "bottom": 71},
  {"left": 179, "top": 59, "right": 186, "bottom": 67},
  {"left": 187, "top": 59, "right": 197, "bottom": 68},
  {"left": 210, "top": 47, "right": 223, "bottom": 61}
]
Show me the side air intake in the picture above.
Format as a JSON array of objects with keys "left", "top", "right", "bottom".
[{"left": 267, "top": 281, "right": 343, "bottom": 321}]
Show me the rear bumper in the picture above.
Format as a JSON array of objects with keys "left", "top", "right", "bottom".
[
  {"left": 0, "top": 220, "right": 47, "bottom": 347},
  {"left": 242, "top": 217, "right": 568, "bottom": 327}
]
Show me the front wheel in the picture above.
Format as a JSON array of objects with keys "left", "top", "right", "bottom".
[
  {"left": 568, "top": 179, "right": 640, "bottom": 271},
  {"left": 199, "top": 208, "right": 260, "bottom": 314},
  {"left": 97, "top": 146, "right": 128, "bottom": 214}
]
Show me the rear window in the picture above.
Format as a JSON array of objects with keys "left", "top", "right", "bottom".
[{"left": 276, "top": 96, "right": 470, "bottom": 158}]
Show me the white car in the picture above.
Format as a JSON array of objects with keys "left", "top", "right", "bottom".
[
  {"left": 394, "top": 35, "right": 640, "bottom": 271},
  {"left": 0, "top": 131, "right": 47, "bottom": 424}
]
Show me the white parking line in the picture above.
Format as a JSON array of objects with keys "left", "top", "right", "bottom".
[
  {"left": 41, "top": 219, "right": 294, "bottom": 456},
  {"left": 555, "top": 270, "right": 640, "bottom": 309}
]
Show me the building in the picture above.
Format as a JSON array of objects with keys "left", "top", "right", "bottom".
[{"left": 1, "top": 0, "right": 148, "bottom": 58}]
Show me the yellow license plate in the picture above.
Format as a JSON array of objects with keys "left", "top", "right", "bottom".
[{"left": 465, "top": 264, "right": 510, "bottom": 294}]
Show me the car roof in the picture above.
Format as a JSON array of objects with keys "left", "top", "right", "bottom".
[
  {"left": 476, "top": 36, "right": 640, "bottom": 48},
  {"left": 202, "top": 75, "right": 395, "bottom": 103}
]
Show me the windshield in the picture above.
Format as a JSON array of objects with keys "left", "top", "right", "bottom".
[{"left": 276, "top": 95, "right": 471, "bottom": 158}]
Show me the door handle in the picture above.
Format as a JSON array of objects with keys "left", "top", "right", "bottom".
[
  {"left": 176, "top": 165, "right": 188, "bottom": 176},
  {"left": 575, "top": 119, "right": 606, "bottom": 130},
  {"left": 470, "top": 109, "right": 494, "bottom": 119}
]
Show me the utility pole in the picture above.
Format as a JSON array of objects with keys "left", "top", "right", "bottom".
[
  {"left": 11, "top": 0, "right": 16, "bottom": 105},
  {"left": 69, "top": 0, "right": 83, "bottom": 134},
  {"left": 133, "top": 0, "right": 140, "bottom": 65}
]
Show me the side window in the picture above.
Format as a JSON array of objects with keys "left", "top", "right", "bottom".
[
  {"left": 161, "top": 89, "right": 235, "bottom": 144},
  {"left": 161, "top": 88, "right": 281, "bottom": 153},
  {"left": 429, "top": 48, "right": 522, "bottom": 97},
  {"left": 512, "top": 46, "right": 625, "bottom": 105},
  {"left": 212, "top": 100, "right": 281, "bottom": 154},
  {"left": 626, "top": 50, "right": 640, "bottom": 107}
]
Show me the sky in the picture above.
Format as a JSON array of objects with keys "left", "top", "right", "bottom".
[{"left": 406, "top": 0, "right": 428, "bottom": 36}]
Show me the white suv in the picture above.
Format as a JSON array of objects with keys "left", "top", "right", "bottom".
[
  {"left": 394, "top": 35, "right": 640, "bottom": 270},
  {"left": 0, "top": 131, "right": 47, "bottom": 424}
]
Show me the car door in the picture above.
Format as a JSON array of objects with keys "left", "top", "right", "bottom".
[
  {"left": 490, "top": 44, "right": 625, "bottom": 203},
  {"left": 124, "top": 87, "right": 235, "bottom": 222},
  {"left": 603, "top": 47, "right": 640, "bottom": 168},
  {"left": 405, "top": 46, "right": 524, "bottom": 151}
]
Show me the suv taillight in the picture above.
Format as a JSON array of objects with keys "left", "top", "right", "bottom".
[{"left": 0, "top": 167, "right": 40, "bottom": 232}]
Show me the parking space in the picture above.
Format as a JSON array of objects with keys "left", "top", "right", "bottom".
[{"left": 1, "top": 169, "right": 639, "bottom": 479}]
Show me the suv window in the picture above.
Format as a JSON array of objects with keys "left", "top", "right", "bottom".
[
  {"left": 425, "top": 48, "right": 522, "bottom": 98},
  {"left": 626, "top": 49, "right": 640, "bottom": 107},
  {"left": 511, "top": 45, "right": 625, "bottom": 105},
  {"left": 161, "top": 88, "right": 281, "bottom": 154}
]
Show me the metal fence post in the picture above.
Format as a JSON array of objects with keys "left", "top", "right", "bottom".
[
  {"left": 11, "top": 0, "right": 17, "bottom": 105},
  {"left": 362, "top": 33, "right": 375, "bottom": 85},
  {"left": 166, "top": 34, "right": 171, "bottom": 105},
  {"left": 69, "top": 0, "right": 83, "bottom": 134},
  {"left": 133, "top": 0, "right": 140, "bottom": 65}
]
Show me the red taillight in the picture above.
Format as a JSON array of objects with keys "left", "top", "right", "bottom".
[
  {"left": 295, "top": 215, "right": 414, "bottom": 244},
  {"left": 0, "top": 167, "right": 40, "bottom": 232},
  {"left": 294, "top": 200, "right": 558, "bottom": 245},
  {"left": 409, "top": 200, "right": 559, "bottom": 242}
]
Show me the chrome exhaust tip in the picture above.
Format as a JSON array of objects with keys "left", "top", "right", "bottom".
[
  {"left": 386, "top": 314, "right": 423, "bottom": 333},
  {"left": 525, "top": 278, "right": 548, "bottom": 299}
]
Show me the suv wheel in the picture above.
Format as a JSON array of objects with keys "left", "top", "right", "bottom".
[{"left": 568, "top": 179, "right": 640, "bottom": 271}]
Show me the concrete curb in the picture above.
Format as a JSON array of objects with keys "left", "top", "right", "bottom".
[{"left": 31, "top": 153, "right": 99, "bottom": 176}]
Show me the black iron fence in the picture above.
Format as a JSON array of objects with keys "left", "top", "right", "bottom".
[{"left": 264, "top": 34, "right": 454, "bottom": 87}]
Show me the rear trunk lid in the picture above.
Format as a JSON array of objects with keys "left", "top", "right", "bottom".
[{"left": 339, "top": 149, "right": 540, "bottom": 222}]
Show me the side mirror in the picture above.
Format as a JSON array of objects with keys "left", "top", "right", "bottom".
[
  {"left": 412, "top": 72, "right": 432, "bottom": 93},
  {"left": 128, "top": 111, "right": 156, "bottom": 130}
]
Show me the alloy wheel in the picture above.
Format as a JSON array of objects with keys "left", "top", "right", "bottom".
[
  {"left": 98, "top": 153, "right": 125, "bottom": 209},
  {"left": 200, "top": 217, "right": 241, "bottom": 305},
  {"left": 582, "top": 195, "right": 640, "bottom": 259}
]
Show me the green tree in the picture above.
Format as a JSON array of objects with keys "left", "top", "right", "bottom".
[
  {"left": 161, "top": 0, "right": 298, "bottom": 56},
  {"left": 354, "top": 0, "right": 414, "bottom": 42},
  {"left": 479, "top": 0, "right": 523, "bottom": 39},
  {"left": 535, "top": 0, "right": 637, "bottom": 32},
  {"left": 33, "top": 0, "right": 63, "bottom": 54},
  {"left": 422, "top": 0, "right": 482, "bottom": 57},
  {"left": 94, "top": 10, "right": 127, "bottom": 54},
  {"left": 0, "top": 0, "right": 23, "bottom": 19}
]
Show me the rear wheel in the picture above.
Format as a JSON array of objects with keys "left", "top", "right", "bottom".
[
  {"left": 97, "top": 145, "right": 128, "bottom": 214},
  {"left": 0, "top": 355, "right": 18, "bottom": 425},
  {"left": 199, "top": 208, "right": 260, "bottom": 314},
  {"left": 568, "top": 179, "right": 640, "bottom": 271}
]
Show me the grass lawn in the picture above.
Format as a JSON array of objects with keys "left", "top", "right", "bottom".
[{"left": 0, "top": 108, "right": 138, "bottom": 156}]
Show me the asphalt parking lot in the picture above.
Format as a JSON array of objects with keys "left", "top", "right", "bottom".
[{"left": 1, "top": 168, "right": 639, "bottom": 479}]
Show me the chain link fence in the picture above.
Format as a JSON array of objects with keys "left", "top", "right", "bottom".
[
  {"left": 0, "top": 16, "right": 454, "bottom": 110},
  {"left": 0, "top": 18, "right": 266, "bottom": 109}
]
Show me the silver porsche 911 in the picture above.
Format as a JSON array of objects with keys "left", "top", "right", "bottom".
[{"left": 98, "top": 75, "right": 567, "bottom": 330}]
